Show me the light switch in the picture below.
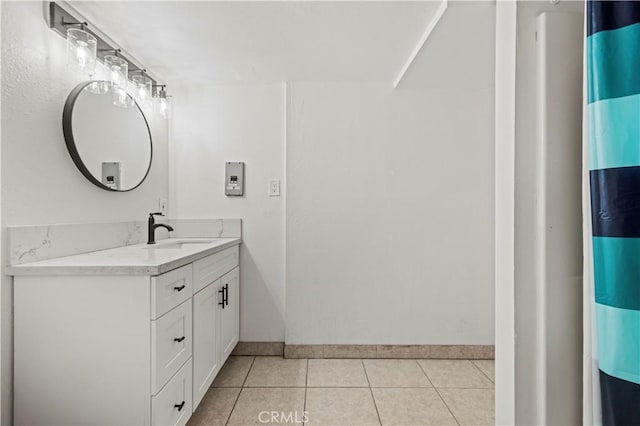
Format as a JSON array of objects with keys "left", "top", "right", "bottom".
[{"left": 269, "top": 179, "right": 280, "bottom": 197}]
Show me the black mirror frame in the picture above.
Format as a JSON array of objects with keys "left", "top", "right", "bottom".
[{"left": 62, "top": 80, "right": 153, "bottom": 192}]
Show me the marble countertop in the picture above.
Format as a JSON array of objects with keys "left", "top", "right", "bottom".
[{"left": 7, "top": 238, "right": 241, "bottom": 276}]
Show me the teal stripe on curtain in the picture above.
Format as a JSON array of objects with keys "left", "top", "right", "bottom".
[
  {"left": 595, "top": 303, "right": 640, "bottom": 385},
  {"left": 587, "top": 22, "right": 640, "bottom": 103},
  {"left": 593, "top": 237, "right": 640, "bottom": 310},
  {"left": 588, "top": 94, "right": 640, "bottom": 169}
]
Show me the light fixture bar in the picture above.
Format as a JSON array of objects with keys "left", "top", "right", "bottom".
[{"left": 48, "top": 1, "right": 161, "bottom": 86}]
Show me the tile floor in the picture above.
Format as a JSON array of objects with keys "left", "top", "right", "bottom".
[{"left": 187, "top": 356, "right": 495, "bottom": 426}]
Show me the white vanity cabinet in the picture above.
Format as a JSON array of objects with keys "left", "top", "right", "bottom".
[
  {"left": 13, "top": 243, "right": 240, "bottom": 426},
  {"left": 192, "top": 267, "right": 240, "bottom": 406},
  {"left": 219, "top": 268, "right": 240, "bottom": 360}
]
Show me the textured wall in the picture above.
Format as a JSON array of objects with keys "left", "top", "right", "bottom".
[
  {"left": 0, "top": 2, "right": 169, "bottom": 423},
  {"left": 285, "top": 83, "right": 495, "bottom": 345},
  {"left": 170, "top": 84, "right": 286, "bottom": 342}
]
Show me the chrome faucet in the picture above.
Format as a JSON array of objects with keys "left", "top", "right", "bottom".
[{"left": 147, "top": 212, "right": 174, "bottom": 244}]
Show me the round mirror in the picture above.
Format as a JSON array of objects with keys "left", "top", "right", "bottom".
[{"left": 62, "top": 81, "right": 153, "bottom": 192}]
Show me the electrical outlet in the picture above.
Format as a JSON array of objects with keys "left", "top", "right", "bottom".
[
  {"left": 158, "top": 197, "right": 168, "bottom": 215},
  {"left": 269, "top": 179, "right": 280, "bottom": 197}
]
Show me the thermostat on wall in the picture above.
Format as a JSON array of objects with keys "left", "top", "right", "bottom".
[
  {"left": 102, "top": 162, "right": 121, "bottom": 190},
  {"left": 225, "top": 162, "right": 244, "bottom": 196}
]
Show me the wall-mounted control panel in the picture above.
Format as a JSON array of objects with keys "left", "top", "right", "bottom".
[
  {"left": 225, "top": 162, "right": 244, "bottom": 196},
  {"left": 102, "top": 162, "right": 121, "bottom": 190}
]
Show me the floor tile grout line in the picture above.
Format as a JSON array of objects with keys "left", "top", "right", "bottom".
[
  {"left": 225, "top": 356, "right": 256, "bottom": 426},
  {"left": 417, "top": 359, "right": 460, "bottom": 426},
  {"left": 241, "top": 356, "right": 257, "bottom": 388},
  {"left": 362, "top": 359, "right": 383, "bottom": 426},
  {"left": 229, "top": 385, "right": 493, "bottom": 389},
  {"left": 434, "top": 386, "right": 495, "bottom": 390},
  {"left": 470, "top": 359, "right": 495, "bottom": 384},
  {"left": 241, "top": 385, "right": 308, "bottom": 388},
  {"left": 361, "top": 359, "right": 371, "bottom": 388},
  {"left": 303, "top": 359, "right": 309, "bottom": 426},
  {"left": 414, "top": 359, "right": 436, "bottom": 388}
]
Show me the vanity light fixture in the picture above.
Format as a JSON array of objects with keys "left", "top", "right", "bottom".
[
  {"left": 65, "top": 23, "right": 97, "bottom": 78},
  {"left": 104, "top": 54, "right": 132, "bottom": 108},
  {"left": 104, "top": 53, "right": 127, "bottom": 91},
  {"left": 132, "top": 71, "right": 153, "bottom": 108},
  {"left": 50, "top": 2, "right": 169, "bottom": 113},
  {"left": 153, "top": 85, "right": 172, "bottom": 119}
]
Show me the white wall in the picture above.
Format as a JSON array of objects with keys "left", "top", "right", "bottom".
[
  {"left": 512, "top": 2, "right": 584, "bottom": 424},
  {"left": 168, "top": 4, "right": 496, "bottom": 347},
  {"left": 1, "top": 2, "right": 169, "bottom": 423},
  {"left": 169, "top": 84, "right": 286, "bottom": 342},
  {"left": 285, "top": 82, "right": 494, "bottom": 344},
  {"left": 1, "top": 4, "right": 168, "bottom": 226},
  {"left": 285, "top": 4, "right": 496, "bottom": 345},
  {"left": 536, "top": 12, "right": 583, "bottom": 424},
  {"left": 494, "top": 1, "right": 517, "bottom": 422}
]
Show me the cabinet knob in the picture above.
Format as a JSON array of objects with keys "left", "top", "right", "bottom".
[
  {"left": 174, "top": 401, "right": 186, "bottom": 412},
  {"left": 174, "top": 336, "right": 186, "bottom": 343},
  {"left": 173, "top": 285, "right": 186, "bottom": 292}
]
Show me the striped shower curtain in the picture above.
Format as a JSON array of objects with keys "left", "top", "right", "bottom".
[{"left": 587, "top": 1, "right": 640, "bottom": 424}]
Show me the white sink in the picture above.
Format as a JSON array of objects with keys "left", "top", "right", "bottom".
[{"left": 144, "top": 239, "right": 219, "bottom": 250}]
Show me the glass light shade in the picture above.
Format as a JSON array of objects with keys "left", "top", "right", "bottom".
[
  {"left": 84, "top": 78, "right": 109, "bottom": 95},
  {"left": 132, "top": 75, "right": 153, "bottom": 107},
  {"left": 104, "top": 55, "right": 129, "bottom": 93},
  {"left": 66, "top": 28, "right": 97, "bottom": 76},
  {"left": 111, "top": 83, "right": 135, "bottom": 109},
  {"left": 154, "top": 90, "right": 172, "bottom": 119}
]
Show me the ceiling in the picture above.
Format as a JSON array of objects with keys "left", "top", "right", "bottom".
[{"left": 71, "top": 1, "right": 444, "bottom": 84}]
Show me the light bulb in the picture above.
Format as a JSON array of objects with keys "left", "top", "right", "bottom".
[
  {"left": 159, "top": 98, "right": 168, "bottom": 114},
  {"left": 75, "top": 41, "right": 89, "bottom": 66},
  {"left": 104, "top": 55, "right": 129, "bottom": 102},
  {"left": 112, "top": 86, "right": 134, "bottom": 109},
  {"left": 66, "top": 28, "right": 97, "bottom": 76},
  {"left": 153, "top": 87, "right": 172, "bottom": 119},
  {"left": 132, "top": 74, "right": 152, "bottom": 108}
]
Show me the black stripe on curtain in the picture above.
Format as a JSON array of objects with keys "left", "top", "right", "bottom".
[
  {"left": 600, "top": 370, "right": 640, "bottom": 426},
  {"left": 588, "top": 0, "right": 640, "bottom": 36},
  {"left": 590, "top": 166, "right": 640, "bottom": 237}
]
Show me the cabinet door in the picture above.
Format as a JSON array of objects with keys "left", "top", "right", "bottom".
[
  {"left": 192, "top": 282, "right": 220, "bottom": 410},
  {"left": 218, "top": 267, "right": 239, "bottom": 363}
]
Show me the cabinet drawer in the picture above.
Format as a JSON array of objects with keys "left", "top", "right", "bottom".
[
  {"left": 152, "top": 300, "right": 193, "bottom": 394},
  {"left": 151, "top": 264, "right": 193, "bottom": 320},
  {"left": 193, "top": 246, "right": 239, "bottom": 293},
  {"left": 152, "top": 358, "right": 192, "bottom": 426}
]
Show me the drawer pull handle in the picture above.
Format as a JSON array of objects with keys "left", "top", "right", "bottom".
[
  {"left": 174, "top": 401, "right": 186, "bottom": 412},
  {"left": 224, "top": 284, "right": 229, "bottom": 306},
  {"left": 174, "top": 285, "right": 186, "bottom": 292},
  {"left": 174, "top": 336, "right": 186, "bottom": 343},
  {"left": 218, "top": 287, "right": 226, "bottom": 308}
]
